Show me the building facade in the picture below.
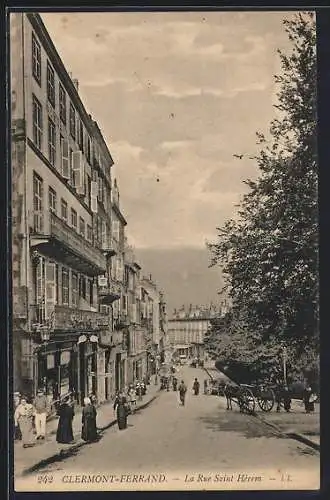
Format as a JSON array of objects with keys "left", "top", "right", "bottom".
[
  {"left": 10, "top": 12, "right": 167, "bottom": 406},
  {"left": 10, "top": 12, "right": 119, "bottom": 406},
  {"left": 168, "top": 305, "right": 221, "bottom": 360}
]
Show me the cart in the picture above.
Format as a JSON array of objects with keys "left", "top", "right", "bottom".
[{"left": 215, "top": 359, "right": 276, "bottom": 413}]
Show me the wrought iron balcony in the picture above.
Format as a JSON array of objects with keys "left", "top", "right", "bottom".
[
  {"left": 30, "top": 304, "right": 109, "bottom": 334},
  {"left": 30, "top": 212, "right": 107, "bottom": 276},
  {"left": 99, "top": 285, "right": 121, "bottom": 305}
]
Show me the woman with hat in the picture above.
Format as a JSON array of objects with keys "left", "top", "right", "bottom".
[
  {"left": 81, "top": 397, "right": 98, "bottom": 442},
  {"left": 14, "top": 396, "right": 35, "bottom": 448},
  {"left": 113, "top": 389, "right": 129, "bottom": 430},
  {"left": 56, "top": 395, "right": 75, "bottom": 445}
]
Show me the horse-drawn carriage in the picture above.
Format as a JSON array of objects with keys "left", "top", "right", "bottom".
[
  {"left": 159, "top": 364, "right": 172, "bottom": 390},
  {"left": 215, "top": 358, "right": 276, "bottom": 414}
]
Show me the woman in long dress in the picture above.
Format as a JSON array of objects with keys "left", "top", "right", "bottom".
[
  {"left": 14, "top": 392, "right": 22, "bottom": 440},
  {"left": 113, "top": 390, "right": 128, "bottom": 430},
  {"left": 81, "top": 397, "right": 98, "bottom": 442},
  {"left": 56, "top": 396, "right": 75, "bottom": 444},
  {"left": 14, "top": 396, "right": 35, "bottom": 448}
]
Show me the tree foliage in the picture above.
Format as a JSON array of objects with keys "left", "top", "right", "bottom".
[{"left": 207, "top": 13, "right": 318, "bottom": 383}]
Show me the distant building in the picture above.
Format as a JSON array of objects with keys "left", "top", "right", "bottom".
[{"left": 168, "top": 304, "right": 221, "bottom": 359}]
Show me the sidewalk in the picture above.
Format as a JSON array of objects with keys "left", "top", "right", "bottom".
[
  {"left": 256, "top": 399, "right": 320, "bottom": 450},
  {"left": 14, "top": 381, "right": 161, "bottom": 478},
  {"left": 203, "top": 362, "right": 320, "bottom": 451}
]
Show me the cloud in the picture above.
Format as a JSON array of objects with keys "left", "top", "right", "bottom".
[{"left": 40, "top": 11, "right": 299, "bottom": 249}]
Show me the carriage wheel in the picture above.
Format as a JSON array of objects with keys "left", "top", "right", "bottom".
[
  {"left": 257, "top": 388, "right": 275, "bottom": 412},
  {"left": 239, "top": 387, "right": 255, "bottom": 414}
]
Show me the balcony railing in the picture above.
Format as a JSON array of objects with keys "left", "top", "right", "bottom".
[
  {"left": 30, "top": 304, "right": 109, "bottom": 332},
  {"left": 50, "top": 213, "right": 106, "bottom": 274}
]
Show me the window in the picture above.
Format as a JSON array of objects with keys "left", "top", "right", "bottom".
[
  {"left": 48, "top": 118, "right": 56, "bottom": 166},
  {"left": 32, "top": 33, "right": 41, "bottom": 85},
  {"left": 69, "top": 147, "right": 74, "bottom": 185},
  {"left": 32, "top": 95, "right": 43, "bottom": 149},
  {"left": 85, "top": 175, "right": 91, "bottom": 208},
  {"left": 61, "top": 198, "right": 68, "bottom": 222},
  {"left": 72, "top": 273, "right": 78, "bottom": 308},
  {"left": 48, "top": 187, "right": 57, "bottom": 213},
  {"left": 98, "top": 176, "right": 103, "bottom": 202},
  {"left": 87, "top": 224, "right": 93, "bottom": 243},
  {"left": 60, "top": 136, "right": 70, "bottom": 178},
  {"left": 61, "top": 268, "right": 69, "bottom": 306},
  {"left": 79, "top": 217, "right": 85, "bottom": 238},
  {"left": 71, "top": 208, "right": 77, "bottom": 230},
  {"left": 86, "top": 136, "right": 91, "bottom": 163},
  {"left": 78, "top": 120, "right": 84, "bottom": 150},
  {"left": 33, "top": 172, "right": 43, "bottom": 232},
  {"left": 69, "top": 103, "right": 76, "bottom": 139},
  {"left": 59, "top": 84, "right": 66, "bottom": 124},
  {"left": 79, "top": 276, "right": 86, "bottom": 299},
  {"left": 47, "top": 61, "right": 55, "bottom": 106},
  {"left": 89, "top": 279, "right": 93, "bottom": 306}
]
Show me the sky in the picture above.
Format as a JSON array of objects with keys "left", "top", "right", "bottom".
[{"left": 40, "top": 10, "right": 297, "bottom": 252}]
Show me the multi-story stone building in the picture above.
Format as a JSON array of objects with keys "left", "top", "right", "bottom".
[
  {"left": 168, "top": 305, "right": 221, "bottom": 360},
  {"left": 140, "top": 275, "right": 169, "bottom": 372},
  {"left": 123, "top": 247, "right": 147, "bottom": 383},
  {"left": 10, "top": 12, "right": 119, "bottom": 406},
  {"left": 10, "top": 11, "right": 167, "bottom": 405}
]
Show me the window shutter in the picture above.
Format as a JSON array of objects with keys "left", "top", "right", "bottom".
[
  {"left": 36, "top": 257, "right": 45, "bottom": 323},
  {"left": 61, "top": 138, "right": 70, "bottom": 179},
  {"left": 45, "top": 261, "right": 56, "bottom": 317},
  {"left": 91, "top": 181, "right": 98, "bottom": 213},
  {"left": 101, "top": 219, "right": 106, "bottom": 249},
  {"left": 36, "top": 257, "right": 44, "bottom": 305},
  {"left": 72, "top": 150, "right": 85, "bottom": 194}
]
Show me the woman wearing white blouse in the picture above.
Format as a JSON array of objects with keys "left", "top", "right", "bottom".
[{"left": 14, "top": 396, "right": 35, "bottom": 448}]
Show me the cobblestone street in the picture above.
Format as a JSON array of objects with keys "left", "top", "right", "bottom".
[{"left": 15, "top": 367, "right": 319, "bottom": 491}]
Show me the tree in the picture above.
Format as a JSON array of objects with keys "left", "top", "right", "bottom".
[{"left": 207, "top": 13, "right": 318, "bottom": 379}]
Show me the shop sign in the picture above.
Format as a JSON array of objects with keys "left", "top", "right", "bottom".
[
  {"left": 60, "top": 351, "right": 71, "bottom": 365},
  {"left": 98, "top": 276, "right": 108, "bottom": 287},
  {"left": 54, "top": 306, "right": 109, "bottom": 331},
  {"left": 47, "top": 354, "right": 55, "bottom": 369}
]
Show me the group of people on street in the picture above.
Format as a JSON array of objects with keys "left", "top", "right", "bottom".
[
  {"left": 176, "top": 378, "right": 201, "bottom": 406},
  {"left": 14, "top": 389, "right": 100, "bottom": 449},
  {"left": 14, "top": 389, "right": 51, "bottom": 448}
]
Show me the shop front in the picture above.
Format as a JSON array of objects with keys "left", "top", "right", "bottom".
[{"left": 35, "top": 339, "right": 79, "bottom": 409}]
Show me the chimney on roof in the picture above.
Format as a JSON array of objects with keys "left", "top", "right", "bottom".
[{"left": 72, "top": 78, "right": 79, "bottom": 91}]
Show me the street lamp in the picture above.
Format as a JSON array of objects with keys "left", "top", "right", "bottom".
[{"left": 32, "top": 324, "right": 52, "bottom": 395}]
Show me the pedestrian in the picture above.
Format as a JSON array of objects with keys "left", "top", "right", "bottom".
[
  {"left": 33, "top": 388, "right": 50, "bottom": 440},
  {"left": 56, "top": 395, "right": 75, "bottom": 444},
  {"left": 172, "top": 377, "right": 178, "bottom": 391},
  {"left": 14, "top": 392, "right": 22, "bottom": 440},
  {"left": 178, "top": 380, "right": 187, "bottom": 406},
  {"left": 113, "top": 390, "right": 129, "bottom": 430},
  {"left": 14, "top": 396, "right": 35, "bottom": 448},
  {"left": 81, "top": 397, "right": 98, "bottom": 442},
  {"left": 193, "top": 378, "right": 200, "bottom": 396},
  {"left": 127, "top": 384, "right": 137, "bottom": 414},
  {"left": 283, "top": 386, "right": 292, "bottom": 412},
  {"left": 204, "top": 379, "right": 208, "bottom": 395},
  {"left": 303, "top": 384, "right": 316, "bottom": 413}
]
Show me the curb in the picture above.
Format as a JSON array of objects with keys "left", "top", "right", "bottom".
[
  {"left": 252, "top": 412, "right": 320, "bottom": 452},
  {"left": 20, "top": 392, "right": 160, "bottom": 477},
  {"left": 205, "top": 366, "right": 320, "bottom": 452},
  {"left": 203, "top": 367, "right": 214, "bottom": 380}
]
